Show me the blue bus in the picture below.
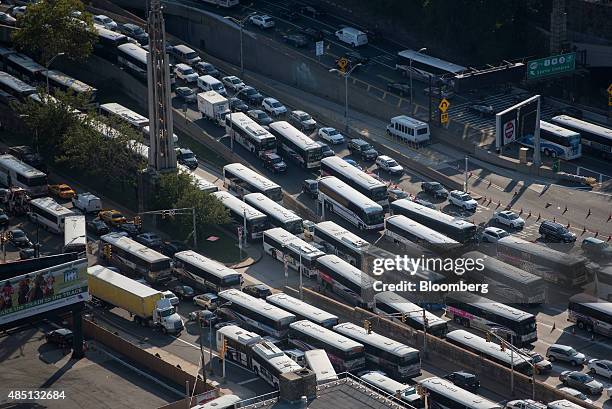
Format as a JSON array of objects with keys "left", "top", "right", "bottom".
[{"left": 519, "top": 120, "right": 581, "bottom": 160}]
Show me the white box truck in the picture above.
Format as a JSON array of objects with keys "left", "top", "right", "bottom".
[
  {"left": 197, "top": 91, "right": 230, "bottom": 126},
  {"left": 88, "top": 265, "right": 184, "bottom": 334}
]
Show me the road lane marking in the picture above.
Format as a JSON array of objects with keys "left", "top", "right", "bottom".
[
  {"left": 376, "top": 74, "right": 395, "bottom": 83},
  {"left": 238, "top": 377, "right": 261, "bottom": 385}
]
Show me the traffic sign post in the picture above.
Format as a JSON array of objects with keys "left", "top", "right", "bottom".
[
  {"left": 439, "top": 99, "right": 450, "bottom": 125},
  {"left": 527, "top": 52, "right": 576, "bottom": 80},
  {"left": 337, "top": 57, "right": 348, "bottom": 73},
  {"left": 315, "top": 41, "right": 324, "bottom": 57},
  {"left": 440, "top": 112, "right": 449, "bottom": 124}
]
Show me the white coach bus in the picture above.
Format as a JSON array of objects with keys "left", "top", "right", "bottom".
[{"left": 29, "top": 197, "right": 75, "bottom": 234}]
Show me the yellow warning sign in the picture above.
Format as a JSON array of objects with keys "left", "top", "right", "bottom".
[
  {"left": 337, "top": 58, "right": 349, "bottom": 71},
  {"left": 438, "top": 98, "right": 450, "bottom": 113},
  {"left": 441, "top": 112, "right": 449, "bottom": 124},
  {"left": 607, "top": 83, "right": 612, "bottom": 95}
]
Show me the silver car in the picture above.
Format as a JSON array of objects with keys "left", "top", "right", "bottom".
[
  {"left": 559, "top": 371, "right": 603, "bottom": 395},
  {"left": 546, "top": 344, "right": 586, "bottom": 366}
]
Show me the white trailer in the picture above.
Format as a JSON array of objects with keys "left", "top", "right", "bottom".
[{"left": 198, "top": 91, "right": 230, "bottom": 126}]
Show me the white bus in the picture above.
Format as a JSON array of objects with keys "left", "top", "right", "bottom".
[
  {"left": 315, "top": 254, "right": 375, "bottom": 309},
  {"left": 568, "top": 293, "right": 612, "bottom": 337},
  {"left": 318, "top": 176, "right": 385, "bottom": 231},
  {"left": 269, "top": 121, "right": 323, "bottom": 169},
  {"left": 304, "top": 349, "right": 338, "bottom": 382},
  {"left": 263, "top": 227, "right": 326, "bottom": 278},
  {"left": 550, "top": 115, "right": 612, "bottom": 159},
  {"left": 334, "top": 322, "right": 421, "bottom": 381},
  {"left": 419, "top": 377, "right": 502, "bottom": 409},
  {"left": 251, "top": 341, "right": 302, "bottom": 388},
  {"left": 396, "top": 50, "right": 466, "bottom": 82},
  {"left": 63, "top": 215, "right": 86, "bottom": 254},
  {"left": 28, "top": 197, "right": 75, "bottom": 234},
  {"left": 216, "top": 324, "right": 262, "bottom": 368},
  {"left": 0, "top": 154, "right": 48, "bottom": 197},
  {"left": 384, "top": 214, "right": 460, "bottom": 254},
  {"left": 211, "top": 191, "right": 268, "bottom": 241},
  {"left": 519, "top": 121, "right": 581, "bottom": 160},
  {"left": 223, "top": 163, "right": 283, "bottom": 202},
  {"left": 173, "top": 250, "right": 243, "bottom": 293},
  {"left": 288, "top": 320, "right": 366, "bottom": 373},
  {"left": 100, "top": 102, "right": 149, "bottom": 130},
  {"left": 445, "top": 330, "right": 533, "bottom": 375},
  {"left": 117, "top": 43, "right": 148, "bottom": 80},
  {"left": 217, "top": 289, "right": 296, "bottom": 338},
  {"left": 244, "top": 193, "right": 303, "bottom": 234},
  {"left": 43, "top": 69, "right": 98, "bottom": 107},
  {"left": 320, "top": 156, "right": 389, "bottom": 209},
  {"left": 99, "top": 232, "right": 172, "bottom": 283},
  {"left": 360, "top": 372, "right": 422, "bottom": 407},
  {"left": 3, "top": 52, "right": 45, "bottom": 83},
  {"left": 312, "top": 221, "right": 370, "bottom": 269},
  {"left": 225, "top": 112, "right": 277, "bottom": 158},
  {"left": 374, "top": 291, "right": 448, "bottom": 337},
  {"left": 191, "top": 395, "right": 241, "bottom": 409},
  {"left": 0, "top": 70, "right": 37, "bottom": 100},
  {"left": 93, "top": 25, "right": 129, "bottom": 61},
  {"left": 267, "top": 292, "right": 339, "bottom": 329},
  {"left": 547, "top": 400, "right": 587, "bottom": 409}
]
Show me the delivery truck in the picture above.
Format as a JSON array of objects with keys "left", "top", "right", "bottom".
[
  {"left": 197, "top": 91, "right": 230, "bottom": 126},
  {"left": 88, "top": 265, "right": 184, "bottom": 334}
]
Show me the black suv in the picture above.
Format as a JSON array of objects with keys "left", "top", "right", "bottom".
[
  {"left": 263, "top": 152, "right": 287, "bottom": 174},
  {"left": 45, "top": 328, "right": 73, "bottom": 347},
  {"left": 119, "top": 23, "right": 149, "bottom": 45},
  {"left": 539, "top": 220, "right": 576, "bottom": 243},
  {"left": 176, "top": 148, "right": 198, "bottom": 169},
  {"left": 159, "top": 240, "right": 189, "bottom": 257},
  {"left": 241, "top": 86, "right": 264, "bottom": 105},
  {"left": 421, "top": 181, "right": 449, "bottom": 199},
  {"left": 443, "top": 371, "right": 480, "bottom": 392},
  {"left": 242, "top": 284, "right": 272, "bottom": 299},
  {"left": 348, "top": 139, "right": 378, "bottom": 161}
]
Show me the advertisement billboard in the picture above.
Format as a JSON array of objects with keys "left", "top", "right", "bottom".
[
  {"left": 495, "top": 96, "right": 539, "bottom": 149},
  {"left": 0, "top": 258, "right": 88, "bottom": 326}
]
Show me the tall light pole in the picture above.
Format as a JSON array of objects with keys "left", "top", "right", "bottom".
[
  {"left": 45, "top": 52, "right": 65, "bottom": 95},
  {"left": 409, "top": 47, "right": 427, "bottom": 110},
  {"left": 329, "top": 63, "right": 362, "bottom": 133},
  {"left": 224, "top": 12, "right": 255, "bottom": 77}
]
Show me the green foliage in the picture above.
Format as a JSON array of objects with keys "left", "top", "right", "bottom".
[{"left": 11, "top": 0, "right": 98, "bottom": 64}]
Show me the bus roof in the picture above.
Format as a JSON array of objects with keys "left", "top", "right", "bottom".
[
  {"left": 211, "top": 191, "right": 267, "bottom": 221},
  {"left": 446, "top": 292, "right": 535, "bottom": 322},
  {"left": 304, "top": 349, "right": 338, "bottom": 381},
  {"left": 386, "top": 214, "right": 459, "bottom": 245},
  {"left": 333, "top": 322, "right": 419, "bottom": 358},
  {"left": 547, "top": 400, "right": 587, "bottom": 409},
  {"left": 6, "top": 52, "right": 46, "bottom": 75},
  {"left": 94, "top": 25, "right": 128, "bottom": 42},
  {"left": 539, "top": 121, "right": 580, "bottom": 138},
  {"left": 218, "top": 289, "right": 296, "bottom": 322},
  {"left": 0, "top": 154, "right": 45, "bottom": 177},
  {"left": 117, "top": 43, "right": 148, "bottom": 63},
  {"left": 100, "top": 102, "right": 148, "bottom": 126},
  {"left": 100, "top": 232, "right": 170, "bottom": 263},
  {"left": 0, "top": 71, "right": 37, "bottom": 95},
  {"left": 30, "top": 197, "right": 74, "bottom": 217},
  {"left": 174, "top": 250, "right": 241, "bottom": 279},
  {"left": 496, "top": 236, "right": 586, "bottom": 266},
  {"left": 316, "top": 254, "right": 375, "bottom": 287},
  {"left": 88, "top": 265, "right": 160, "bottom": 299},
  {"left": 290, "top": 320, "right": 364, "bottom": 352},
  {"left": 321, "top": 156, "right": 386, "bottom": 191},
  {"left": 263, "top": 227, "right": 325, "bottom": 258},
  {"left": 569, "top": 293, "right": 612, "bottom": 316},
  {"left": 464, "top": 250, "right": 544, "bottom": 286},
  {"left": 374, "top": 291, "right": 448, "bottom": 328},
  {"left": 419, "top": 377, "right": 502, "bottom": 409},
  {"left": 318, "top": 176, "right": 383, "bottom": 214},
  {"left": 360, "top": 372, "right": 411, "bottom": 395},
  {"left": 551, "top": 115, "right": 612, "bottom": 142},
  {"left": 315, "top": 221, "right": 370, "bottom": 251},
  {"left": 397, "top": 50, "right": 466, "bottom": 74},
  {"left": 245, "top": 193, "right": 301, "bottom": 223},
  {"left": 217, "top": 325, "right": 262, "bottom": 346},
  {"left": 44, "top": 69, "right": 97, "bottom": 94},
  {"left": 193, "top": 395, "right": 242, "bottom": 409},
  {"left": 390, "top": 115, "right": 428, "bottom": 128},
  {"left": 223, "top": 163, "right": 281, "bottom": 192},
  {"left": 267, "top": 293, "right": 338, "bottom": 325},
  {"left": 391, "top": 199, "right": 476, "bottom": 230},
  {"left": 226, "top": 112, "right": 275, "bottom": 142},
  {"left": 446, "top": 330, "right": 530, "bottom": 367},
  {"left": 252, "top": 341, "right": 302, "bottom": 374},
  {"left": 269, "top": 121, "right": 322, "bottom": 151}
]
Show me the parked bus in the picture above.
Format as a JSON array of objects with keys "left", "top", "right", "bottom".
[
  {"left": 445, "top": 330, "right": 533, "bottom": 375},
  {"left": 100, "top": 102, "right": 149, "bottom": 131},
  {"left": 547, "top": 401, "right": 587, "bottom": 409},
  {"left": 320, "top": 156, "right": 389, "bottom": 209},
  {"left": 360, "top": 372, "right": 422, "bottom": 408},
  {"left": 211, "top": 191, "right": 267, "bottom": 241},
  {"left": 334, "top": 322, "right": 421, "bottom": 381},
  {"left": 63, "top": 215, "right": 86, "bottom": 254},
  {"left": 390, "top": 199, "right": 477, "bottom": 243},
  {"left": 263, "top": 227, "right": 326, "bottom": 278},
  {"left": 251, "top": 341, "right": 302, "bottom": 388},
  {"left": 318, "top": 176, "right": 385, "bottom": 231},
  {"left": 312, "top": 221, "right": 370, "bottom": 269},
  {"left": 288, "top": 320, "right": 366, "bottom": 372},
  {"left": 43, "top": 69, "right": 98, "bottom": 107},
  {"left": 216, "top": 324, "right": 262, "bottom": 368},
  {"left": 419, "top": 376, "right": 503, "bottom": 409},
  {"left": 304, "top": 349, "right": 338, "bottom": 382},
  {"left": 550, "top": 115, "right": 612, "bottom": 159},
  {"left": 384, "top": 214, "right": 460, "bottom": 254},
  {"left": 445, "top": 292, "right": 538, "bottom": 346},
  {"left": 462, "top": 251, "right": 547, "bottom": 305},
  {"left": 494, "top": 236, "right": 588, "bottom": 287},
  {"left": 269, "top": 121, "right": 323, "bottom": 169},
  {"left": 99, "top": 232, "right": 172, "bottom": 283},
  {"left": 595, "top": 266, "right": 612, "bottom": 302},
  {"left": 267, "top": 292, "right": 339, "bottom": 329},
  {"left": 519, "top": 121, "right": 581, "bottom": 160},
  {"left": 396, "top": 50, "right": 466, "bottom": 83},
  {"left": 93, "top": 25, "right": 129, "bottom": 61},
  {"left": 245, "top": 193, "right": 303, "bottom": 234},
  {"left": 315, "top": 254, "right": 375, "bottom": 310},
  {"left": 0, "top": 154, "right": 48, "bottom": 196},
  {"left": 117, "top": 43, "right": 148, "bottom": 81},
  {"left": 3, "top": 52, "right": 45, "bottom": 83},
  {"left": 225, "top": 112, "right": 277, "bottom": 158},
  {"left": 374, "top": 291, "right": 448, "bottom": 337},
  {"left": 28, "top": 197, "right": 74, "bottom": 234},
  {"left": 192, "top": 395, "right": 242, "bottom": 409},
  {"left": 567, "top": 293, "right": 612, "bottom": 337},
  {"left": 0, "top": 71, "right": 36, "bottom": 100},
  {"left": 173, "top": 250, "right": 243, "bottom": 292},
  {"left": 217, "top": 289, "right": 296, "bottom": 338},
  {"left": 223, "top": 163, "right": 283, "bottom": 202}
]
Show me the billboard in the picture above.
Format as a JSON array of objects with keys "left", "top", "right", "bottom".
[
  {"left": 527, "top": 53, "right": 576, "bottom": 80},
  {"left": 495, "top": 96, "right": 539, "bottom": 149},
  {"left": 0, "top": 258, "right": 88, "bottom": 326}
]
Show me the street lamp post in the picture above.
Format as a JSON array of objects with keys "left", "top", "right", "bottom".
[
  {"left": 45, "top": 52, "right": 65, "bottom": 95},
  {"left": 224, "top": 13, "right": 255, "bottom": 77},
  {"left": 329, "top": 63, "right": 362, "bottom": 133},
  {"left": 409, "top": 47, "right": 427, "bottom": 111}
]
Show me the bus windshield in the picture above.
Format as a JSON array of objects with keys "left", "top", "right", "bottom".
[
  {"left": 365, "top": 210, "right": 384, "bottom": 225},
  {"left": 223, "top": 275, "right": 242, "bottom": 287},
  {"left": 285, "top": 220, "right": 304, "bottom": 234},
  {"left": 260, "top": 137, "right": 276, "bottom": 151},
  {"left": 151, "top": 259, "right": 171, "bottom": 271},
  {"left": 307, "top": 148, "right": 322, "bottom": 162},
  {"left": 250, "top": 218, "right": 267, "bottom": 233},
  {"left": 371, "top": 186, "right": 388, "bottom": 202},
  {"left": 267, "top": 187, "right": 283, "bottom": 202},
  {"left": 29, "top": 175, "right": 48, "bottom": 186}
]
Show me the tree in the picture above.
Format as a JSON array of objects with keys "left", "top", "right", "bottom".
[{"left": 11, "top": 0, "right": 98, "bottom": 65}]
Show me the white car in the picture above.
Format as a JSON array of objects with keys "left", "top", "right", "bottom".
[
  {"left": 174, "top": 63, "right": 198, "bottom": 83},
  {"left": 481, "top": 227, "right": 509, "bottom": 243},
  {"left": 448, "top": 190, "right": 478, "bottom": 211},
  {"left": 494, "top": 210, "right": 525, "bottom": 229},
  {"left": 93, "top": 14, "right": 117, "bottom": 30},
  {"left": 11, "top": 6, "right": 27, "bottom": 17},
  {"left": 587, "top": 359, "right": 612, "bottom": 380},
  {"left": 505, "top": 400, "right": 547, "bottom": 409},
  {"left": 162, "top": 290, "right": 180, "bottom": 307},
  {"left": 262, "top": 97, "right": 287, "bottom": 116},
  {"left": 558, "top": 387, "right": 593, "bottom": 404},
  {"left": 221, "top": 75, "right": 245, "bottom": 92},
  {"left": 318, "top": 127, "right": 345, "bottom": 145},
  {"left": 375, "top": 155, "right": 403, "bottom": 174},
  {"left": 250, "top": 14, "right": 275, "bottom": 29}
]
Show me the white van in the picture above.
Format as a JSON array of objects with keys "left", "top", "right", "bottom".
[
  {"left": 197, "top": 75, "right": 227, "bottom": 96},
  {"left": 386, "top": 115, "right": 430, "bottom": 143},
  {"left": 335, "top": 27, "right": 368, "bottom": 47},
  {"left": 72, "top": 192, "right": 102, "bottom": 214},
  {"left": 171, "top": 44, "right": 201, "bottom": 65}
]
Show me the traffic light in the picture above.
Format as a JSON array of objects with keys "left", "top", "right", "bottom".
[
  {"left": 220, "top": 338, "right": 228, "bottom": 357},
  {"left": 133, "top": 216, "right": 142, "bottom": 230},
  {"left": 363, "top": 319, "right": 372, "bottom": 334},
  {"left": 500, "top": 342, "right": 506, "bottom": 352},
  {"left": 103, "top": 244, "right": 112, "bottom": 259},
  {"left": 423, "top": 317, "right": 429, "bottom": 328},
  {"left": 401, "top": 313, "right": 406, "bottom": 323}
]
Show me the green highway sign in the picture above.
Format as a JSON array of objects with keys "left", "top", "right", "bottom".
[{"left": 527, "top": 52, "right": 576, "bottom": 80}]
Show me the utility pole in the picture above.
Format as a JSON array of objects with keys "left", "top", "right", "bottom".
[
  {"left": 209, "top": 318, "right": 214, "bottom": 375},
  {"left": 464, "top": 156, "right": 469, "bottom": 192},
  {"left": 192, "top": 208, "right": 197, "bottom": 248},
  {"left": 422, "top": 308, "right": 428, "bottom": 356},
  {"left": 533, "top": 96, "right": 542, "bottom": 168},
  {"left": 198, "top": 317, "right": 206, "bottom": 383}
]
